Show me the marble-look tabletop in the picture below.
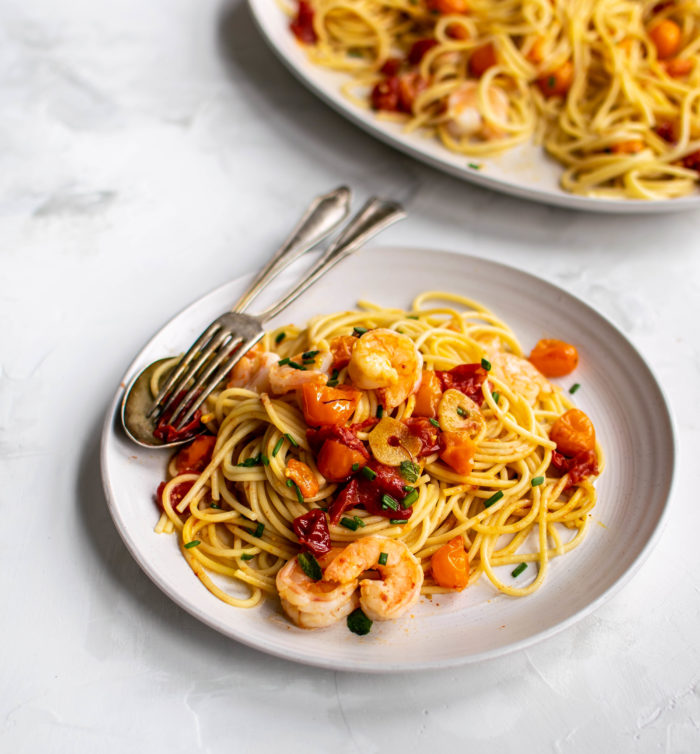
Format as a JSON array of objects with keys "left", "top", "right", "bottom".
[{"left": 2, "top": 0, "right": 699, "bottom": 751}]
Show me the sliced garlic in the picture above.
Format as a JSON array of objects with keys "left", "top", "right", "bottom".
[
  {"left": 438, "top": 389, "right": 486, "bottom": 438},
  {"left": 368, "top": 417, "right": 422, "bottom": 466}
]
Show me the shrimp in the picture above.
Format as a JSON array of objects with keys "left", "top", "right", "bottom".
[
  {"left": 487, "top": 348, "right": 552, "bottom": 406},
  {"left": 323, "top": 536, "right": 423, "bottom": 621},
  {"left": 268, "top": 350, "right": 333, "bottom": 395},
  {"left": 227, "top": 343, "right": 278, "bottom": 393},
  {"left": 347, "top": 329, "right": 423, "bottom": 409},
  {"left": 445, "top": 81, "right": 509, "bottom": 141},
  {"left": 277, "top": 548, "right": 359, "bottom": 629}
]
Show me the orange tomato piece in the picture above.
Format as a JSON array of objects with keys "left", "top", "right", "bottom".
[
  {"left": 649, "top": 19, "right": 682, "bottom": 60},
  {"left": 300, "top": 382, "right": 361, "bottom": 427},
  {"left": 413, "top": 370, "right": 443, "bottom": 418},
  {"left": 527, "top": 37, "right": 546, "bottom": 64},
  {"left": 285, "top": 459, "right": 319, "bottom": 498},
  {"left": 316, "top": 439, "right": 367, "bottom": 482},
  {"left": 431, "top": 536, "right": 470, "bottom": 590},
  {"left": 174, "top": 435, "right": 217, "bottom": 474},
  {"left": 663, "top": 57, "right": 693, "bottom": 77},
  {"left": 427, "top": 0, "right": 468, "bottom": 13},
  {"left": 439, "top": 431, "right": 476, "bottom": 475},
  {"left": 329, "top": 335, "right": 356, "bottom": 371},
  {"left": 447, "top": 23, "right": 469, "bottom": 40},
  {"left": 469, "top": 43, "right": 497, "bottom": 77},
  {"left": 550, "top": 408, "right": 595, "bottom": 457},
  {"left": 611, "top": 139, "right": 645, "bottom": 154},
  {"left": 528, "top": 339, "right": 579, "bottom": 377},
  {"left": 537, "top": 60, "right": 573, "bottom": 97}
]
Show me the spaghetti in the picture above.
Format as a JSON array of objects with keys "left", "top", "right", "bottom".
[
  {"left": 154, "top": 292, "right": 603, "bottom": 631},
  {"left": 287, "top": 0, "right": 700, "bottom": 200}
]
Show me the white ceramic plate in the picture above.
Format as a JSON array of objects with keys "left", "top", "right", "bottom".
[
  {"left": 101, "top": 247, "right": 675, "bottom": 672},
  {"left": 247, "top": 0, "right": 700, "bottom": 214}
]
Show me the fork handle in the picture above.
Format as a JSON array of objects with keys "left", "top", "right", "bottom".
[
  {"left": 257, "top": 197, "right": 406, "bottom": 322},
  {"left": 232, "top": 186, "right": 351, "bottom": 312}
]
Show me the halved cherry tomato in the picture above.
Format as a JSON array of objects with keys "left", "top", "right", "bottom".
[
  {"left": 328, "top": 335, "right": 356, "bottom": 371},
  {"left": 408, "top": 38, "right": 438, "bottom": 65},
  {"left": 174, "top": 435, "right": 217, "bottom": 474},
  {"left": 439, "top": 430, "right": 476, "bottom": 475},
  {"left": 551, "top": 449, "right": 599, "bottom": 487},
  {"left": 611, "top": 140, "right": 645, "bottom": 154},
  {"left": 469, "top": 43, "right": 497, "bottom": 77},
  {"left": 413, "top": 370, "right": 443, "bottom": 417},
  {"left": 300, "top": 382, "right": 360, "bottom": 427},
  {"left": 427, "top": 0, "right": 468, "bottom": 13},
  {"left": 285, "top": 459, "right": 319, "bottom": 498},
  {"left": 537, "top": 60, "right": 573, "bottom": 97},
  {"left": 649, "top": 19, "right": 681, "bottom": 60},
  {"left": 682, "top": 150, "right": 700, "bottom": 171},
  {"left": 316, "top": 439, "right": 367, "bottom": 482},
  {"left": 550, "top": 408, "right": 595, "bottom": 457},
  {"left": 528, "top": 339, "right": 579, "bottom": 377},
  {"left": 155, "top": 480, "right": 193, "bottom": 517},
  {"left": 431, "top": 536, "right": 470, "bottom": 590},
  {"left": 292, "top": 509, "right": 331, "bottom": 556},
  {"left": 664, "top": 57, "right": 693, "bottom": 77},
  {"left": 290, "top": 0, "right": 317, "bottom": 44}
]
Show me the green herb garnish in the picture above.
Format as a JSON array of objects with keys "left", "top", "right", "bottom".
[
  {"left": 378, "top": 552, "right": 388, "bottom": 566},
  {"left": 272, "top": 437, "right": 284, "bottom": 457},
  {"left": 399, "top": 461, "right": 420, "bottom": 483},
  {"left": 294, "top": 482, "right": 304, "bottom": 503},
  {"left": 484, "top": 490, "right": 504, "bottom": 508},
  {"left": 381, "top": 494, "right": 399, "bottom": 511},
  {"left": 351, "top": 463, "right": 360, "bottom": 472},
  {"left": 468, "top": 162, "right": 481, "bottom": 170},
  {"left": 184, "top": 540, "right": 200, "bottom": 549},
  {"left": 353, "top": 326, "right": 368, "bottom": 337},
  {"left": 285, "top": 433, "right": 299, "bottom": 447},
  {"left": 353, "top": 516, "right": 366, "bottom": 528},
  {"left": 302, "top": 350, "right": 320, "bottom": 360},
  {"left": 340, "top": 516, "right": 359, "bottom": 531},
  {"left": 347, "top": 607, "right": 373, "bottom": 635},
  {"left": 401, "top": 488, "right": 419, "bottom": 508},
  {"left": 288, "top": 360, "right": 306, "bottom": 371},
  {"left": 376, "top": 405, "right": 384, "bottom": 418},
  {"left": 275, "top": 332, "right": 286, "bottom": 344},
  {"left": 210, "top": 503, "right": 221, "bottom": 510},
  {"left": 237, "top": 455, "right": 262, "bottom": 467},
  {"left": 481, "top": 358, "right": 492, "bottom": 371},
  {"left": 277, "top": 357, "right": 290, "bottom": 366},
  {"left": 250, "top": 522, "right": 265, "bottom": 538},
  {"left": 361, "top": 466, "right": 377, "bottom": 481},
  {"left": 456, "top": 406, "right": 467, "bottom": 417},
  {"left": 511, "top": 562, "right": 527, "bottom": 578},
  {"left": 241, "top": 553, "right": 255, "bottom": 561},
  {"left": 531, "top": 476, "right": 545, "bottom": 487},
  {"left": 298, "top": 552, "right": 322, "bottom": 580},
  {"left": 569, "top": 383, "right": 581, "bottom": 394},
  {"left": 429, "top": 418, "right": 440, "bottom": 429},
  {"left": 492, "top": 391, "right": 500, "bottom": 404},
  {"left": 389, "top": 518, "right": 408, "bottom": 525}
]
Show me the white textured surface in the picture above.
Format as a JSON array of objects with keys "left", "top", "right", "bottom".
[{"left": 1, "top": 0, "right": 699, "bottom": 750}]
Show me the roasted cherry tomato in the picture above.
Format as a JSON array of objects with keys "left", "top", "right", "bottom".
[
  {"left": 528, "top": 339, "right": 579, "bottom": 377},
  {"left": 431, "top": 536, "right": 470, "bottom": 590},
  {"left": 285, "top": 459, "right": 320, "bottom": 498},
  {"left": 551, "top": 449, "right": 599, "bottom": 487},
  {"left": 413, "top": 370, "right": 443, "bottom": 418},
  {"left": 550, "top": 408, "right": 595, "bottom": 457},
  {"left": 292, "top": 510, "right": 331, "bottom": 556},
  {"left": 174, "top": 435, "right": 217, "bottom": 474},
  {"left": 649, "top": 19, "right": 681, "bottom": 60},
  {"left": 300, "top": 382, "right": 361, "bottom": 427},
  {"left": 469, "top": 43, "right": 497, "bottom": 77},
  {"left": 537, "top": 60, "right": 573, "bottom": 97},
  {"left": 439, "top": 431, "right": 476, "bottom": 476},
  {"left": 316, "top": 439, "right": 367, "bottom": 482},
  {"left": 328, "top": 335, "right": 357, "bottom": 371},
  {"left": 290, "top": 0, "right": 317, "bottom": 44}
]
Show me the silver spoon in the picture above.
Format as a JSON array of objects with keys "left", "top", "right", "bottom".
[{"left": 121, "top": 186, "right": 352, "bottom": 448}]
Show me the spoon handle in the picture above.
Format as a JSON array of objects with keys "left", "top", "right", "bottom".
[
  {"left": 232, "top": 186, "right": 351, "bottom": 312},
  {"left": 258, "top": 197, "right": 405, "bottom": 322}
]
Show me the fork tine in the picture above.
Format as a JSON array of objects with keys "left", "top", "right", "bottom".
[
  {"left": 172, "top": 333, "right": 263, "bottom": 430},
  {"left": 154, "top": 327, "right": 234, "bottom": 421},
  {"left": 148, "top": 321, "right": 224, "bottom": 417}
]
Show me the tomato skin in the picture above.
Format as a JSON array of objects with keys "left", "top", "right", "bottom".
[
  {"left": 408, "top": 39, "right": 438, "bottom": 65},
  {"left": 439, "top": 431, "right": 476, "bottom": 475},
  {"left": 404, "top": 417, "right": 442, "bottom": 456},
  {"left": 469, "top": 43, "right": 497, "bottom": 77},
  {"left": 413, "top": 370, "right": 443, "bottom": 418},
  {"left": 300, "top": 382, "right": 360, "bottom": 427},
  {"left": 285, "top": 459, "right": 320, "bottom": 498},
  {"left": 427, "top": 0, "right": 468, "bottom": 13},
  {"left": 431, "top": 537, "right": 470, "bottom": 590},
  {"left": 435, "top": 363, "right": 488, "bottom": 405},
  {"left": 649, "top": 19, "right": 681, "bottom": 60},
  {"left": 537, "top": 60, "right": 573, "bottom": 98},
  {"left": 551, "top": 449, "right": 598, "bottom": 487},
  {"left": 174, "top": 435, "right": 216, "bottom": 474},
  {"left": 550, "top": 408, "right": 595, "bottom": 456},
  {"left": 290, "top": 0, "right": 317, "bottom": 44},
  {"left": 316, "top": 439, "right": 367, "bottom": 482},
  {"left": 528, "top": 339, "right": 579, "bottom": 377},
  {"left": 155, "top": 480, "right": 193, "bottom": 518},
  {"left": 328, "top": 335, "right": 356, "bottom": 371},
  {"left": 292, "top": 510, "right": 331, "bottom": 556}
]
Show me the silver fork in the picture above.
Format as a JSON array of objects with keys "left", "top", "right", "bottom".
[{"left": 144, "top": 196, "right": 404, "bottom": 443}]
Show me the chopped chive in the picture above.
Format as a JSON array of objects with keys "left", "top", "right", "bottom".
[
  {"left": 288, "top": 361, "right": 306, "bottom": 370},
  {"left": 286, "top": 478, "right": 294, "bottom": 488},
  {"left": 326, "top": 379, "right": 339, "bottom": 387},
  {"left": 407, "top": 315, "right": 419, "bottom": 320},
  {"left": 429, "top": 418, "right": 440, "bottom": 429},
  {"left": 531, "top": 476, "right": 545, "bottom": 487},
  {"left": 294, "top": 482, "right": 304, "bottom": 503},
  {"left": 456, "top": 406, "right": 467, "bottom": 417},
  {"left": 376, "top": 405, "right": 384, "bottom": 418},
  {"left": 275, "top": 332, "right": 286, "bottom": 344},
  {"left": 401, "top": 488, "right": 419, "bottom": 508},
  {"left": 569, "top": 383, "right": 581, "bottom": 394},
  {"left": 285, "top": 433, "right": 299, "bottom": 447},
  {"left": 237, "top": 455, "right": 262, "bottom": 467},
  {"left": 484, "top": 490, "right": 504, "bottom": 508},
  {"left": 302, "top": 350, "right": 320, "bottom": 360},
  {"left": 353, "top": 516, "right": 366, "bottom": 528},
  {"left": 351, "top": 463, "right": 360, "bottom": 472},
  {"left": 548, "top": 75, "right": 556, "bottom": 88},
  {"left": 390, "top": 519, "right": 408, "bottom": 525},
  {"left": 250, "top": 522, "right": 265, "bottom": 538},
  {"left": 492, "top": 391, "right": 500, "bottom": 404},
  {"left": 277, "top": 357, "right": 290, "bottom": 366},
  {"left": 340, "top": 516, "right": 359, "bottom": 531},
  {"left": 298, "top": 552, "right": 322, "bottom": 580},
  {"left": 511, "top": 562, "right": 527, "bottom": 578},
  {"left": 241, "top": 553, "right": 255, "bottom": 561},
  {"left": 481, "top": 358, "right": 492, "bottom": 371},
  {"left": 184, "top": 540, "right": 200, "bottom": 549},
  {"left": 260, "top": 454, "right": 270, "bottom": 466},
  {"left": 331, "top": 369, "right": 339, "bottom": 379},
  {"left": 347, "top": 607, "right": 372, "bottom": 635},
  {"left": 381, "top": 494, "right": 399, "bottom": 511},
  {"left": 468, "top": 162, "right": 481, "bottom": 170},
  {"left": 272, "top": 437, "right": 284, "bottom": 457},
  {"left": 403, "top": 485, "right": 415, "bottom": 493},
  {"left": 399, "top": 461, "right": 420, "bottom": 483},
  {"left": 353, "top": 326, "right": 368, "bottom": 337},
  {"left": 210, "top": 503, "right": 221, "bottom": 510},
  {"left": 347, "top": 49, "right": 363, "bottom": 58},
  {"left": 361, "top": 466, "right": 377, "bottom": 481},
  {"left": 378, "top": 552, "right": 388, "bottom": 566}
]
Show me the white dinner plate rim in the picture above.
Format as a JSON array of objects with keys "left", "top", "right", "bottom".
[
  {"left": 246, "top": 0, "right": 700, "bottom": 214},
  {"left": 100, "top": 245, "right": 676, "bottom": 672}
]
